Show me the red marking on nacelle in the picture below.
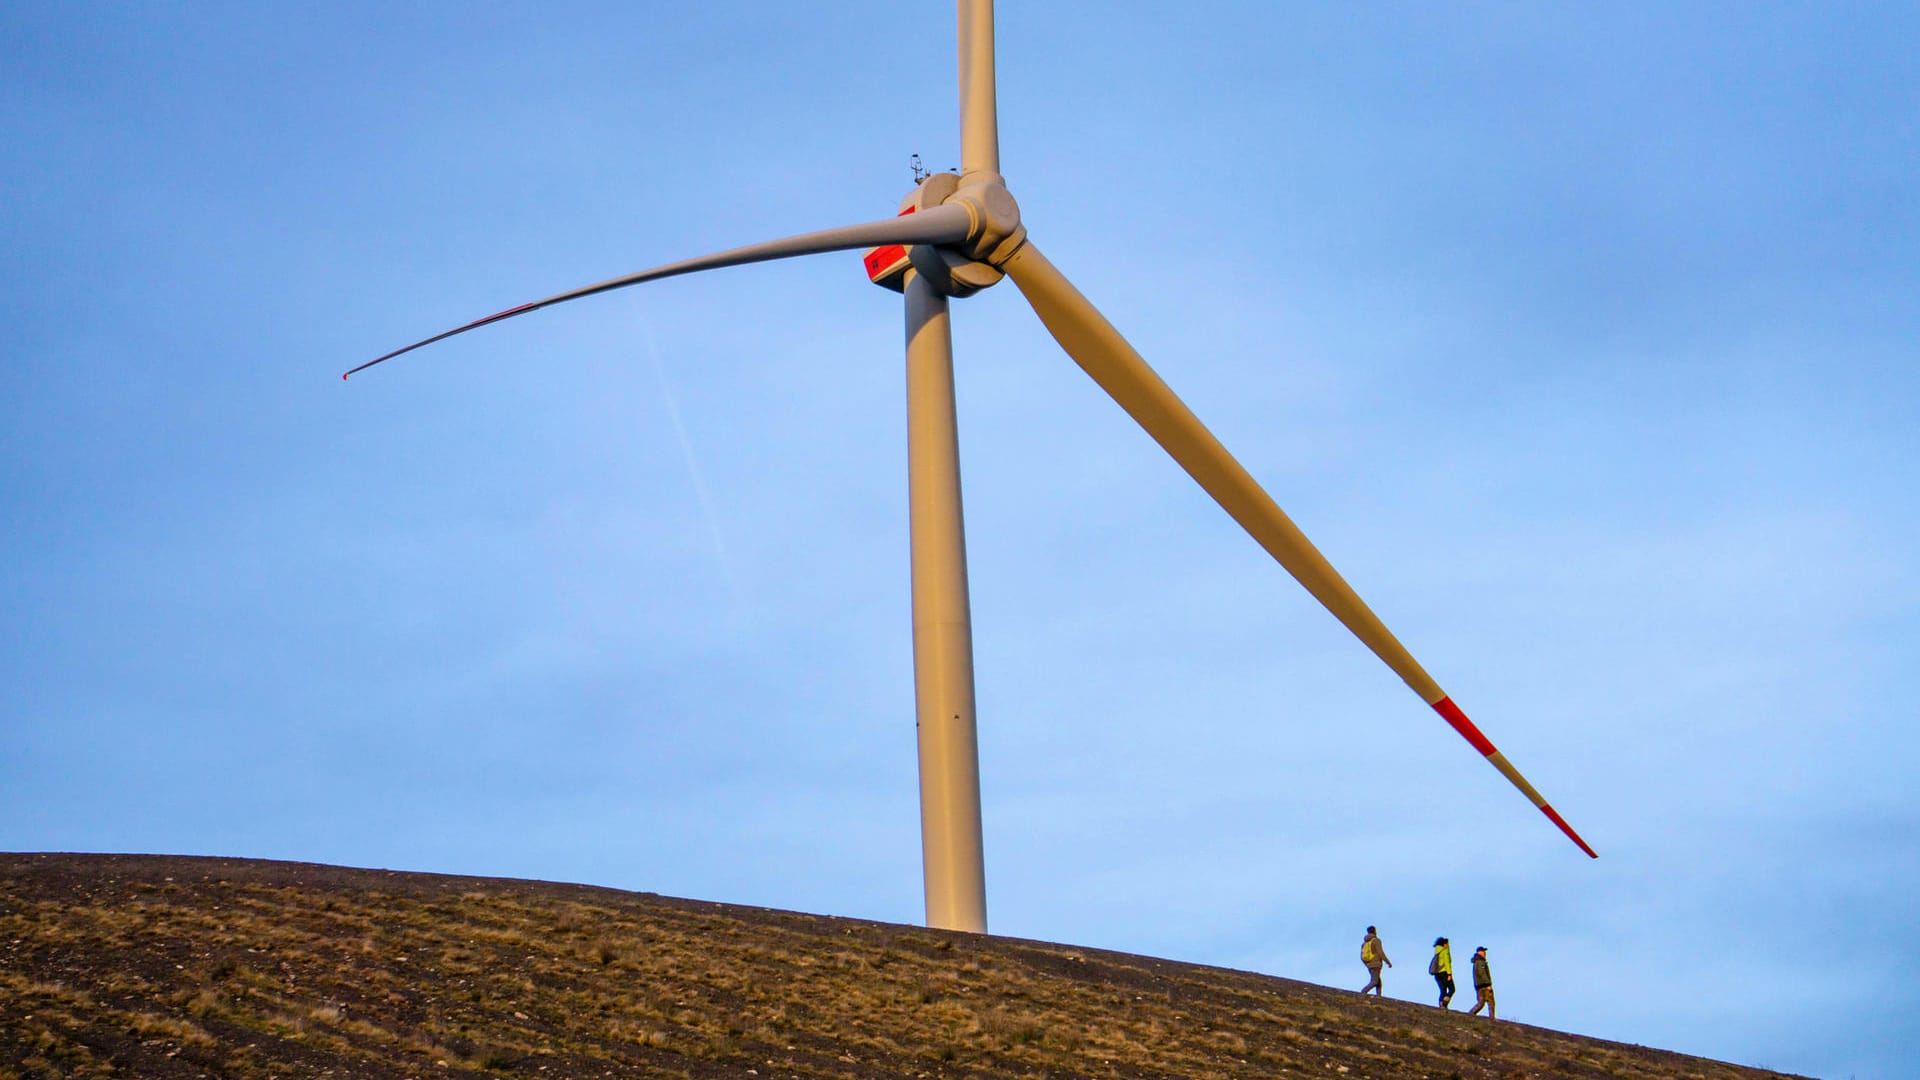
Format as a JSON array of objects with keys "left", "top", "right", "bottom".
[
  {"left": 864, "top": 204, "right": 919, "bottom": 290},
  {"left": 866, "top": 244, "right": 908, "bottom": 280}
]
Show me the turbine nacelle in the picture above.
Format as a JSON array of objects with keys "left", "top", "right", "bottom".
[{"left": 865, "top": 172, "right": 1026, "bottom": 298}]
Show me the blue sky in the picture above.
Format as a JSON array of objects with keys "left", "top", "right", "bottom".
[{"left": 4, "top": 3, "right": 1915, "bottom": 1076}]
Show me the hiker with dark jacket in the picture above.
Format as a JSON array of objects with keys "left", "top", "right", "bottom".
[
  {"left": 1359, "top": 926, "right": 1391, "bottom": 996},
  {"left": 1466, "top": 945, "right": 1495, "bottom": 1019},
  {"left": 1429, "top": 937, "right": 1455, "bottom": 1008}
]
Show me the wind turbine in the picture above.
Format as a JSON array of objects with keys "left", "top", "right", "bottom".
[{"left": 349, "top": 1, "right": 1595, "bottom": 935}]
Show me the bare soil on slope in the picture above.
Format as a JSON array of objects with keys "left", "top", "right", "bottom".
[{"left": 1, "top": 854, "right": 1803, "bottom": 1080}]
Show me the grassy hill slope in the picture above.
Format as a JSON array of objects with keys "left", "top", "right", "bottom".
[{"left": 1, "top": 854, "right": 1801, "bottom": 1079}]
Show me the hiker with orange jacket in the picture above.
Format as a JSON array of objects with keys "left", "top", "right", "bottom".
[{"left": 1359, "top": 926, "right": 1391, "bottom": 996}]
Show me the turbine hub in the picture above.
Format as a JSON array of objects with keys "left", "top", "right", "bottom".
[{"left": 863, "top": 173, "right": 1026, "bottom": 298}]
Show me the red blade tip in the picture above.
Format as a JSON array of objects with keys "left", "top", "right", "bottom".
[{"left": 1540, "top": 804, "right": 1598, "bottom": 858}]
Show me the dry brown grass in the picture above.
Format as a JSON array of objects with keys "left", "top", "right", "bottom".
[{"left": 1, "top": 854, "right": 1805, "bottom": 1080}]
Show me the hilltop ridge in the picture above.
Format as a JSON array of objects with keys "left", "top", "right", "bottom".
[{"left": 1, "top": 854, "right": 1803, "bottom": 1079}]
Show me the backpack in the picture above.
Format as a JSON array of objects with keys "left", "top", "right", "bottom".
[
  {"left": 1361, "top": 938, "right": 1378, "bottom": 964},
  {"left": 1428, "top": 953, "right": 1440, "bottom": 976}
]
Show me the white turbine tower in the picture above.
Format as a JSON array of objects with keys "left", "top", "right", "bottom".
[{"left": 350, "top": 1, "right": 1595, "bottom": 935}]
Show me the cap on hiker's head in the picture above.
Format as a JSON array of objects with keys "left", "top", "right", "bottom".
[{"left": 1476, "top": 946, "right": 1487, "bottom": 952}]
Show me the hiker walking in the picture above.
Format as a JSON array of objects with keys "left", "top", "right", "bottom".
[
  {"left": 1359, "top": 926, "right": 1391, "bottom": 996},
  {"left": 1429, "top": 937, "right": 1455, "bottom": 1008},
  {"left": 1466, "top": 945, "right": 1496, "bottom": 1019}
]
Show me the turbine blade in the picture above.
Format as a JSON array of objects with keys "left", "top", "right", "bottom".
[
  {"left": 957, "top": 0, "right": 999, "bottom": 178},
  {"left": 344, "top": 203, "right": 975, "bottom": 379},
  {"left": 1001, "top": 240, "right": 1596, "bottom": 858}
]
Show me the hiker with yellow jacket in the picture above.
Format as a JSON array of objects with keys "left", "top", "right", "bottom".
[
  {"left": 1428, "top": 937, "right": 1455, "bottom": 1008},
  {"left": 1359, "top": 926, "right": 1391, "bottom": 996}
]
